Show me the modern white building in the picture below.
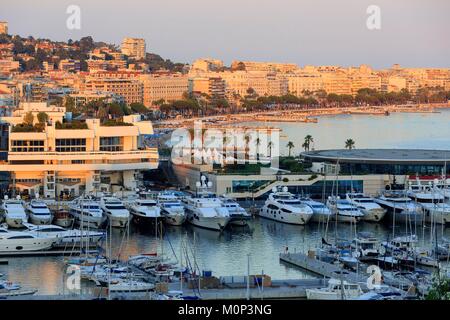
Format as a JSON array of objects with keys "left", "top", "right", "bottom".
[{"left": 0, "top": 104, "right": 159, "bottom": 198}]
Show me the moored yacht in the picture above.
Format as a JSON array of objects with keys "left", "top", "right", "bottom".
[
  {"left": 182, "top": 177, "right": 231, "bottom": 231},
  {"left": 326, "top": 196, "right": 364, "bottom": 223},
  {"left": 69, "top": 198, "right": 105, "bottom": 229},
  {"left": 157, "top": 192, "right": 186, "bottom": 226},
  {"left": 259, "top": 187, "right": 313, "bottom": 225},
  {"left": 306, "top": 278, "right": 363, "bottom": 300},
  {"left": 374, "top": 191, "right": 423, "bottom": 224},
  {"left": 299, "top": 197, "right": 332, "bottom": 223},
  {"left": 22, "top": 223, "right": 105, "bottom": 248},
  {"left": 407, "top": 181, "right": 450, "bottom": 225},
  {"left": 346, "top": 193, "right": 386, "bottom": 222},
  {"left": 25, "top": 198, "right": 53, "bottom": 225},
  {"left": 220, "top": 196, "right": 251, "bottom": 226},
  {"left": 126, "top": 198, "right": 161, "bottom": 225},
  {"left": 99, "top": 197, "right": 130, "bottom": 228},
  {"left": 1, "top": 196, "right": 28, "bottom": 228},
  {"left": 0, "top": 229, "right": 57, "bottom": 252}
]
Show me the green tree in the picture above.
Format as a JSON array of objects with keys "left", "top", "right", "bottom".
[
  {"left": 345, "top": 138, "right": 355, "bottom": 150},
  {"left": 303, "top": 135, "right": 314, "bottom": 151},
  {"left": 286, "top": 141, "right": 295, "bottom": 157},
  {"left": 23, "top": 111, "right": 34, "bottom": 126},
  {"left": 37, "top": 112, "right": 49, "bottom": 124},
  {"left": 129, "top": 102, "right": 148, "bottom": 114}
]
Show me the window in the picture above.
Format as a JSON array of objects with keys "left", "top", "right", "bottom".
[
  {"left": 11, "top": 140, "right": 44, "bottom": 152},
  {"left": 100, "top": 137, "right": 123, "bottom": 151},
  {"left": 56, "top": 139, "right": 86, "bottom": 152}
]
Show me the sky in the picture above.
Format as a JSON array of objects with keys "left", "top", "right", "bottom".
[{"left": 1, "top": 0, "right": 449, "bottom": 68}]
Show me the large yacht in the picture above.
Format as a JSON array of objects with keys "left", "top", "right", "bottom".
[
  {"left": 182, "top": 178, "right": 231, "bottom": 231},
  {"left": 156, "top": 192, "right": 186, "bottom": 226},
  {"left": 1, "top": 196, "right": 28, "bottom": 228},
  {"left": 126, "top": 197, "right": 161, "bottom": 225},
  {"left": 69, "top": 198, "right": 105, "bottom": 229},
  {"left": 25, "top": 198, "right": 53, "bottom": 225},
  {"left": 22, "top": 223, "right": 105, "bottom": 248},
  {"left": 374, "top": 191, "right": 423, "bottom": 224},
  {"left": 326, "top": 196, "right": 364, "bottom": 223},
  {"left": 259, "top": 187, "right": 313, "bottom": 225},
  {"left": 299, "top": 197, "right": 332, "bottom": 223},
  {"left": 0, "top": 228, "right": 57, "bottom": 252},
  {"left": 407, "top": 181, "right": 450, "bottom": 225},
  {"left": 345, "top": 193, "right": 386, "bottom": 222},
  {"left": 99, "top": 197, "right": 130, "bottom": 228},
  {"left": 220, "top": 196, "right": 251, "bottom": 226}
]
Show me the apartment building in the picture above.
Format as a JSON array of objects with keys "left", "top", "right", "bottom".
[
  {"left": 189, "top": 77, "right": 226, "bottom": 100},
  {"left": 139, "top": 73, "right": 189, "bottom": 106},
  {"left": 286, "top": 73, "right": 324, "bottom": 96},
  {"left": 80, "top": 77, "right": 143, "bottom": 105},
  {"left": 0, "top": 106, "right": 158, "bottom": 198},
  {"left": 0, "top": 59, "right": 20, "bottom": 75},
  {"left": 231, "top": 61, "right": 298, "bottom": 73},
  {"left": 121, "top": 38, "right": 146, "bottom": 60},
  {"left": 58, "top": 59, "right": 81, "bottom": 73},
  {"left": 0, "top": 22, "right": 8, "bottom": 35},
  {"left": 320, "top": 70, "right": 352, "bottom": 95},
  {"left": 191, "top": 59, "right": 224, "bottom": 72},
  {"left": 219, "top": 71, "right": 288, "bottom": 97}
]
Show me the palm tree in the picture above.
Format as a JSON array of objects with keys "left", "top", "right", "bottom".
[
  {"left": 303, "top": 135, "right": 314, "bottom": 151},
  {"left": 268, "top": 141, "right": 274, "bottom": 158},
  {"left": 286, "top": 141, "right": 295, "bottom": 157},
  {"left": 345, "top": 138, "right": 355, "bottom": 150}
]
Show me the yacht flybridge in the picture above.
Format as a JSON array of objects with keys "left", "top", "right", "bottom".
[
  {"left": 182, "top": 177, "right": 231, "bottom": 231},
  {"left": 374, "top": 191, "right": 423, "bottom": 224},
  {"left": 69, "top": 197, "right": 105, "bottom": 229},
  {"left": 260, "top": 187, "right": 313, "bottom": 225}
]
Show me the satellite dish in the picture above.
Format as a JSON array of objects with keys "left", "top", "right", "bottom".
[
  {"left": 201, "top": 175, "right": 206, "bottom": 181},
  {"left": 4, "top": 195, "right": 8, "bottom": 200},
  {"left": 282, "top": 186, "right": 288, "bottom": 192},
  {"left": 135, "top": 188, "right": 140, "bottom": 192},
  {"left": 207, "top": 181, "right": 212, "bottom": 187},
  {"left": 272, "top": 187, "right": 277, "bottom": 193},
  {"left": 16, "top": 195, "right": 20, "bottom": 200},
  {"left": 196, "top": 182, "right": 201, "bottom": 188}
]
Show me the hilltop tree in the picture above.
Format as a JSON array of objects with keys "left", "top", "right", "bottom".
[{"left": 303, "top": 135, "right": 314, "bottom": 151}]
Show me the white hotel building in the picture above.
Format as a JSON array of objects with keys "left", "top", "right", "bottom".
[{"left": 0, "top": 103, "right": 159, "bottom": 198}]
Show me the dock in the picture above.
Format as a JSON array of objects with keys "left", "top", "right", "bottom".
[
  {"left": 279, "top": 252, "right": 413, "bottom": 291},
  {"left": 0, "top": 249, "right": 99, "bottom": 257}
]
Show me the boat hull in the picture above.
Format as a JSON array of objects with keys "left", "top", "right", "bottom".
[
  {"left": 187, "top": 215, "right": 230, "bottom": 231},
  {"left": 29, "top": 214, "right": 53, "bottom": 225},
  {"left": 259, "top": 208, "right": 312, "bottom": 225},
  {"left": 5, "top": 216, "right": 27, "bottom": 228},
  {"left": 162, "top": 214, "right": 185, "bottom": 226},
  {"left": 0, "top": 238, "right": 55, "bottom": 252},
  {"left": 107, "top": 214, "right": 130, "bottom": 228},
  {"left": 361, "top": 209, "right": 386, "bottom": 222}
]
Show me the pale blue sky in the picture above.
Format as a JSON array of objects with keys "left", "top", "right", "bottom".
[{"left": 2, "top": 0, "right": 449, "bottom": 68}]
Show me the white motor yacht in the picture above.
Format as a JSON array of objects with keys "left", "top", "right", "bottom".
[
  {"left": 182, "top": 178, "right": 231, "bottom": 231},
  {"left": 0, "top": 229, "right": 57, "bottom": 252},
  {"left": 100, "top": 197, "right": 130, "bottom": 228},
  {"left": 157, "top": 192, "right": 186, "bottom": 226},
  {"left": 25, "top": 198, "right": 53, "bottom": 225},
  {"left": 259, "top": 187, "right": 313, "bottom": 225},
  {"left": 1, "top": 196, "right": 28, "bottom": 228},
  {"left": 306, "top": 278, "right": 363, "bottom": 300},
  {"left": 220, "top": 196, "right": 251, "bottom": 226},
  {"left": 345, "top": 192, "right": 386, "bottom": 222},
  {"left": 299, "top": 197, "right": 332, "bottom": 223},
  {"left": 22, "top": 223, "right": 105, "bottom": 248},
  {"left": 326, "top": 196, "right": 364, "bottom": 223},
  {"left": 375, "top": 191, "right": 423, "bottom": 225},
  {"left": 126, "top": 198, "right": 161, "bottom": 225},
  {"left": 69, "top": 198, "right": 105, "bottom": 229}
]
